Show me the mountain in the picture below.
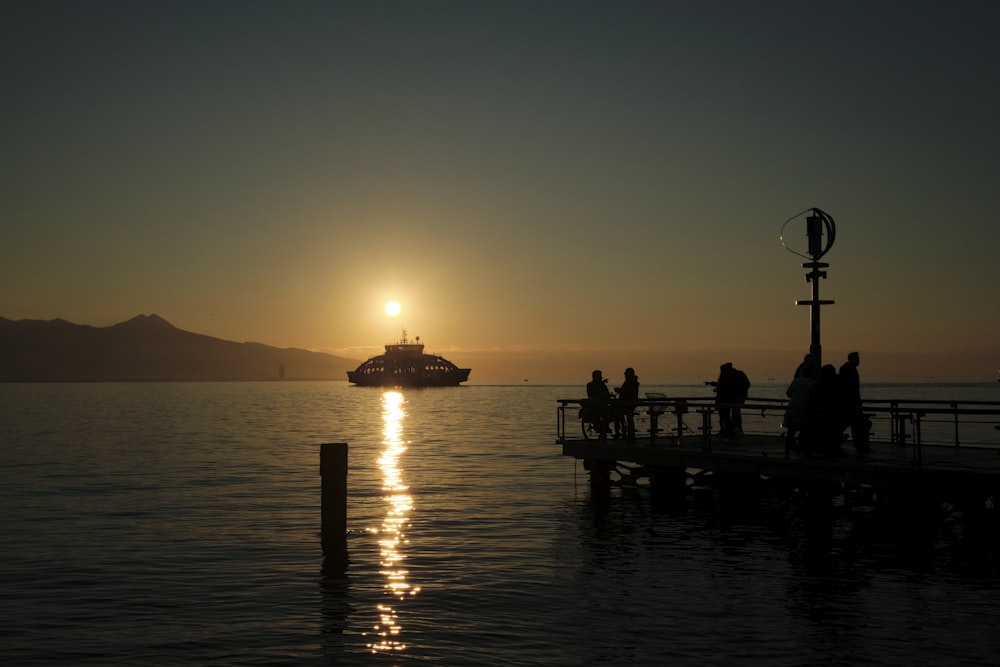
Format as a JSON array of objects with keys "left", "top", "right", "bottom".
[{"left": 0, "top": 314, "right": 360, "bottom": 381}]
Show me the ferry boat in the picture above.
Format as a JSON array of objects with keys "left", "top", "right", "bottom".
[{"left": 347, "top": 331, "right": 471, "bottom": 387}]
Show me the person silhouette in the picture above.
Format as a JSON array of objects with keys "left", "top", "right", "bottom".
[
  {"left": 839, "top": 351, "right": 870, "bottom": 454},
  {"left": 715, "top": 362, "right": 750, "bottom": 439},
  {"left": 794, "top": 353, "right": 819, "bottom": 379},
  {"left": 806, "top": 363, "right": 847, "bottom": 458},
  {"left": 616, "top": 367, "right": 640, "bottom": 442},
  {"left": 784, "top": 362, "right": 818, "bottom": 456},
  {"left": 585, "top": 370, "right": 612, "bottom": 441}
]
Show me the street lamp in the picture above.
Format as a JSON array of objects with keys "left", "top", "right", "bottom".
[{"left": 780, "top": 208, "right": 836, "bottom": 366}]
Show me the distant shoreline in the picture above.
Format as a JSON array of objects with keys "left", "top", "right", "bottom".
[
  {"left": 0, "top": 378, "right": 354, "bottom": 383},
  {"left": 2, "top": 379, "right": 993, "bottom": 387}
]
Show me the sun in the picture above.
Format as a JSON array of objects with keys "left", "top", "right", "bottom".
[{"left": 385, "top": 300, "right": 401, "bottom": 317}]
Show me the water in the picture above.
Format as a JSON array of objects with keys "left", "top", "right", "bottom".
[{"left": 1, "top": 382, "right": 999, "bottom": 665}]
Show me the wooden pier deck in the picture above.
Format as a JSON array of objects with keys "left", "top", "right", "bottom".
[{"left": 557, "top": 396, "right": 1000, "bottom": 496}]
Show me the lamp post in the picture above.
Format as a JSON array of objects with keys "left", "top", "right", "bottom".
[{"left": 780, "top": 208, "right": 836, "bottom": 367}]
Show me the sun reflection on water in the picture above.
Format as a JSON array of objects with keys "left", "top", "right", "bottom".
[{"left": 366, "top": 390, "right": 420, "bottom": 655}]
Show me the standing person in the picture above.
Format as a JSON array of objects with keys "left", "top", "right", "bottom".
[
  {"left": 808, "top": 364, "right": 847, "bottom": 457},
  {"left": 784, "top": 363, "right": 818, "bottom": 457},
  {"left": 585, "top": 370, "right": 612, "bottom": 441},
  {"left": 715, "top": 362, "right": 751, "bottom": 439},
  {"left": 839, "top": 351, "right": 870, "bottom": 453},
  {"left": 794, "top": 353, "right": 819, "bottom": 379},
  {"left": 616, "top": 367, "right": 640, "bottom": 442}
]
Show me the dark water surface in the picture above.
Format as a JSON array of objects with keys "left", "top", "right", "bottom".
[{"left": 1, "top": 382, "right": 999, "bottom": 665}]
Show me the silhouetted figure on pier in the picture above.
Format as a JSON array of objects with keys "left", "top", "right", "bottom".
[
  {"left": 715, "top": 362, "right": 750, "bottom": 439},
  {"left": 585, "top": 370, "right": 612, "bottom": 441},
  {"left": 794, "top": 353, "right": 819, "bottom": 379},
  {"left": 615, "top": 367, "right": 640, "bottom": 442},
  {"left": 784, "top": 362, "right": 818, "bottom": 456},
  {"left": 587, "top": 370, "right": 611, "bottom": 401},
  {"left": 803, "top": 364, "right": 847, "bottom": 457},
  {"left": 839, "top": 351, "right": 871, "bottom": 454}
]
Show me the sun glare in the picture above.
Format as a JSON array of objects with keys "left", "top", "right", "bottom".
[{"left": 385, "top": 300, "right": 401, "bottom": 317}]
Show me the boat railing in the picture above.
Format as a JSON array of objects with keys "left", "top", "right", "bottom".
[{"left": 557, "top": 396, "right": 1000, "bottom": 461}]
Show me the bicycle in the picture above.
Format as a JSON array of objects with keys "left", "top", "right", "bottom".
[{"left": 579, "top": 399, "right": 635, "bottom": 441}]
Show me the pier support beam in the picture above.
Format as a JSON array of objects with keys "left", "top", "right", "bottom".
[
  {"left": 650, "top": 466, "right": 688, "bottom": 509},
  {"left": 321, "top": 443, "right": 348, "bottom": 567},
  {"left": 875, "top": 484, "right": 941, "bottom": 550},
  {"left": 584, "top": 459, "right": 613, "bottom": 497},
  {"left": 716, "top": 471, "right": 767, "bottom": 516}
]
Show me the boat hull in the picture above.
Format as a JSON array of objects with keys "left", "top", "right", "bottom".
[{"left": 347, "top": 368, "right": 471, "bottom": 387}]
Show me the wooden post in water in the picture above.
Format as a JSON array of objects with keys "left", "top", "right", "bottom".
[
  {"left": 650, "top": 466, "right": 687, "bottom": 509},
  {"left": 585, "top": 459, "right": 613, "bottom": 497},
  {"left": 320, "top": 443, "right": 348, "bottom": 564}
]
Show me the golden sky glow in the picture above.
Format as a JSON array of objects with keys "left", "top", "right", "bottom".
[{"left": 1, "top": 3, "right": 998, "bottom": 383}]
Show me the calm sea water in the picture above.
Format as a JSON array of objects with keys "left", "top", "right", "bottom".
[{"left": 2, "top": 381, "right": 999, "bottom": 666}]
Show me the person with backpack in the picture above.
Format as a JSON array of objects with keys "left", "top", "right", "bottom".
[{"left": 715, "top": 362, "right": 751, "bottom": 439}]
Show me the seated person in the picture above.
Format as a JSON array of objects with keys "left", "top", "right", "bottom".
[
  {"left": 615, "top": 367, "right": 639, "bottom": 441},
  {"left": 585, "top": 370, "right": 612, "bottom": 439}
]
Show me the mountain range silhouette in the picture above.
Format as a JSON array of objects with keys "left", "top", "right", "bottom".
[{"left": 0, "top": 314, "right": 359, "bottom": 381}]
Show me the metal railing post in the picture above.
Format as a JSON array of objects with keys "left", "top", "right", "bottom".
[
  {"left": 701, "top": 408, "right": 713, "bottom": 454},
  {"left": 675, "top": 399, "right": 688, "bottom": 444},
  {"left": 951, "top": 402, "right": 959, "bottom": 447},
  {"left": 890, "top": 401, "right": 900, "bottom": 445}
]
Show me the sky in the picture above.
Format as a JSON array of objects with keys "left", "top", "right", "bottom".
[{"left": 2, "top": 1, "right": 999, "bottom": 384}]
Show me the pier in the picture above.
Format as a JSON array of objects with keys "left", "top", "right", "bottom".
[
  {"left": 557, "top": 396, "right": 1000, "bottom": 506},
  {"left": 553, "top": 207, "right": 1000, "bottom": 535}
]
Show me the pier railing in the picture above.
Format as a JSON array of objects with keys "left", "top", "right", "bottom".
[{"left": 557, "top": 396, "right": 1000, "bottom": 457}]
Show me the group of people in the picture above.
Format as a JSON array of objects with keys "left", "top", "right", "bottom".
[
  {"left": 582, "top": 352, "right": 869, "bottom": 456},
  {"left": 783, "top": 351, "right": 871, "bottom": 457},
  {"left": 586, "top": 362, "right": 752, "bottom": 443},
  {"left": 585, "top": 368, "right": 640, "bottom": 442}
]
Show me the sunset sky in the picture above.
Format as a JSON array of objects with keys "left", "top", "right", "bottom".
[{"left": 3, "top": 1, "right": 998, "bottom": 383}]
